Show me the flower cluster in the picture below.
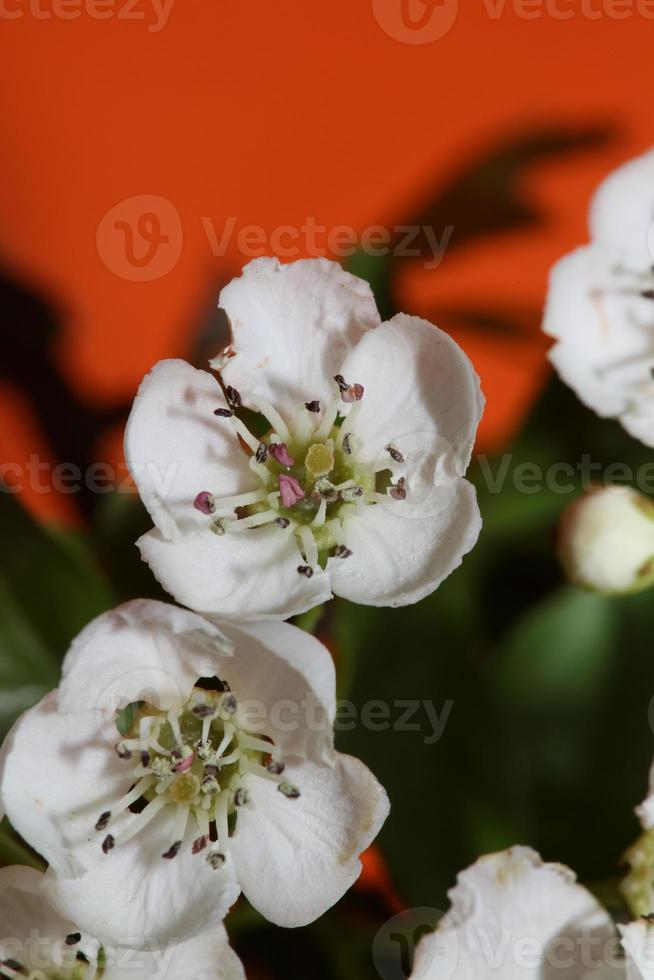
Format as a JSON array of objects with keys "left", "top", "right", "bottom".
[{"left": 0, "top": 258, "right": 483, "bottom": 977}]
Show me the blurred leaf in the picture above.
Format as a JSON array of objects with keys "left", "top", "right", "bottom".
[
  {"left": 0, "top": 488, "right": 113, "bottom": 661},
  {"left": 0, "top": 820, "right": 45, "bottom": 870}
]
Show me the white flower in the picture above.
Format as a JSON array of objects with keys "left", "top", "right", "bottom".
[
  {"left": 543, "top": 149, "right": 654, "bottom": 447},
  {"left": 409, "top": 846, "right": 643, "bottom": 979},
  {"left": 557, "top": 485, "right": 654, "bottom": 595},
  {"left": 0, "top": 864, "right": 244, "bottom": 979},
  {"left": 125, "top": 257, "right": 483, "bottom": 620},
  {"left": 0, "top": 600, "right": 389, "bottom": 947}
]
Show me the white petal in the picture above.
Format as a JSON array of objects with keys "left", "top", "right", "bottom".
[
  {"left": 0, "top": 866, "right": 76, "bottom": 952},
  {"left": 222, "top": 619, "right": 336, "bottom": 763},
  {"left": 230, "top": 753, "right": 389, "bottom": 927},
  {"left": 43, "top": 821, "right": 240, "bottom": 949},
  {"left": 138, "top": 525, "right": 332, "bottom": 621},
  {"left": 544, "top": 245, "right": 654, "bottom": 447},
  {"left": 213, "top": 257, "right": 381, "bottom": 411},
  {"left": 102, "top": 925, "right": 245, "bottom": 980},
  {"left": 58, "top": 600, "right": 232, "bottom": 715},
  {"left": 125, "top": 359, "right": 253, "bottom": 540},
  {"left": 590, "top": 148, "right": 654, "bottom": 265},
  {"left": 337, "top": 313, "right": 483, "bottom": 476},
  {"left": 620, "top": 921, "right": 654, "bottom": 980},
  {"left": 411, "top": 847, "right": 619, "bottom": 980},
  {"left": 0, "top": 695, "right": 240, "bottom": 947},
  {"left": 331, "top": 479, "right": 481, "bottom": 607}
]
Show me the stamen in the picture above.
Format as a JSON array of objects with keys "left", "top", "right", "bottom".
[
  {"left": 232, "top": 510, "right": 279, "bottom": 529},
  {"left": 337, "top": 399, "right": 363, "bottom": 448},
  {"left": 248, "top": 395, "right": 290, "bottom": 442},
  {"left": 255, "top": 442, "right": 268, "bottom": 464},
  {"left": 315, "top": 396, "right": 341, "bottom": 441},
  {"left": 305, "top": 400, "right": 321, "bottom": 412},
  {"left": 342, "top": 433, "right": 353, "bottom": 455},
  {"left": 229, "top": 415, "right": 261, "bottom": 453},
  {"left": 225, "top": 386, "right": 241, "bottom": 408},
  {"left": 116, "top": 794, "right": 168, "bottom": 845},
  {"left": 386, "top": 444, "right": 405, "bottom": 464},
  {"left": 297, "top": 525, "right": 319, "bottom": 568},
  {"left": 212, "top": 488, "right": 268, "bottom": 512},
  {"left": 194, "top": 491, "right": 216, "bottom": 515},
  {"left": 275, "top": 516, "right": 291, "bottom": 528},
  {"left": 312, "top": 497, "right": 327, "bottom": 527},
  {"left": 390, "top": 477, "right": 407, "bottom": 501},
  {"left": 269, "top": 443, "right": 295, "bottom": 467},
  {"left": 332, "top": 545, "right": 353, "bottom": 559},
  {"left": 278, "top": 781, "right": 301, "bottom": 799},
  {"left": 162, "top": 841, "right": 182, "bottom": 860},
  {"left": 95, "top": 811, "right": 111, "bottom": 832},
  {"left": 297, "top": 565, "right": 314, "bottom": 578},
  {"left": 279, "top": 474, "right": 305, "bottom": 507},
  {"left": 341, "top": 485, "right": 364, "bottom": 503},
  {"left": 65, "top": 935, "right": 81, "bottom": 947},
  {"left": 102, "top": 834, "right": 115, "bottom": 854},
  {"left": 234, "top": 788, "right": 249, "bottom": 807},
  {"left": 214, "top": 407, "right": 233, "bottom": 418},
  {"left": 341, "top": 383, "right": 364, "bottom": 404},
  {"left": 207, "top": 851, "right": 226, "bottom": 870},
  {"left": 192, "top": 835, "right": 208, "bottom": 854}
]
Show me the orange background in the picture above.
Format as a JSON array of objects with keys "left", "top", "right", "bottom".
[{"left": 0, "top": 0, "right": 652, "bottom": 522}]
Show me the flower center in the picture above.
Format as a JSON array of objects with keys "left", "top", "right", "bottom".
[
  {"left": 95, "top": 683, "right": 299, "bottom": 868},
  {"left": 194, "top": 376, "right": 407, "bottom": 577}
]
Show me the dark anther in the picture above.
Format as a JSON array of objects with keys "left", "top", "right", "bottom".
[
  {"left": 95, "top": 811, "right": 111, "bottom": 832},
  {"left": 342, "top": 382, "right": 364, "bottom": 403},
  {"left": 102, "top": 834, "right": 115, "bottom": 854},
  {"left": 342, "top": 433, "right": 353, "bottom": 455},
  {"left": 162, "top": 841, "right": 182, "bottom": 860},
  {"left": 115, "top": 744, "right": 132, "bottom": 760},
  {"left": 214, "top": 407, "right": 234, "bottom": 418},
  {"left": 141, "top": 751, "right": 151, "bottom": 768},
  {"left": 333, "top": 374, "right": 349, "bottom": 392},
  {"left": 222, "top": 693, "right": 238, "bottom": 715},
  {"left": 1, "top": 961, "right": 24, "bottom": 974},
  {"left": 234, "top": 788, "right": 249, "bottom": 807},
  {"left": 278, "top": 781, "right": 301, "bottom": 799},
  {"left": 642, "top": 290, "right": 654, "bottom": 300},
  {"left": 207, "top": 851, "right": 226, "bottom": 870},
  {"left": 332, "top": 545, "right": 353, "bottom": 559},
  {"left": 65, "top": 934, "right": 81, "bottom": 947},
  {"left": 390, "top": 477, "right": 407, "bottom": 501},
  {"left": 192, "top": 704, "right": 215, "bottom": 718},
  {"left": 386, "top": 444, "right": 405, "bottom": 464},
  {"left": 192, "top": 835, "right": 208, "bottom": 855},
  {"left": 171, "top": 749, "right": 182, "bottom": 761},
  {"left": 275, "top": 517, "right": 290, "bottom": 528},
  {"left": 193, "top": 491, "right": 216, "bottom": 515},
  {"left": 305, "top": 400, "right": 321, "bottom": 413},
  {"left": 267, "top": 760, "right": 285, "bottom": 775},
  {"left": 204, "top": 764, "right": 219, "bottom": 778},
  {"left": 297, "top": 565, "right": 314, "bottom": 578},
  {"left": 76, "top": 953, "right": 90, "bottom": 965},
  {"left": 225, "top": 386, "right": 242, "bottom": 408},
  {"left": 256, "top": 442, "right": 268, "bottom": 464}
]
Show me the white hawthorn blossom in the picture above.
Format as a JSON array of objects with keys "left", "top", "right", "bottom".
[
  {"left": 0, "top": 600, "right": 389, "bottom": 948},
  {"left": 0, "top": 865, "right": 244, "bottom": 979},
  {"left": 557, "top": 485, "right": 654, "bottom": 595},
  {"left": 544, "top": 149, "right": 654, "bottom": 447},
  {"left": 125, "top": 257, "right": 483, "bottom": 620},
  {"left": 409, "top": 846, "right": 652, "bottom": 979}
]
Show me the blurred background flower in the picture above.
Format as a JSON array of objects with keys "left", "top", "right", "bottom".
[{"left": 2, "top": 3, "right": 654, "bottom": 978}]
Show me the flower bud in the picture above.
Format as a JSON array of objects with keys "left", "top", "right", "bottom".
[{"left": 558, "top": 485, "right": 654, "bottom": 595}]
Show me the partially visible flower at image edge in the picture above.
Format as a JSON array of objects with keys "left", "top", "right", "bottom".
[
  {"left": 543, "top": 147, "right": 654, "bottom": 448},
  {"left": 0, "top": 865, "right": 244, "bottom": 980},
  {"left": 0, "top": 600, "right": 389, "bottom": 947},
  {"left": 126, "top": 256, "right": 484, "bottom": 620},
  {"left": 409, "top": 846, "right": 652, "bottom": 979}
]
